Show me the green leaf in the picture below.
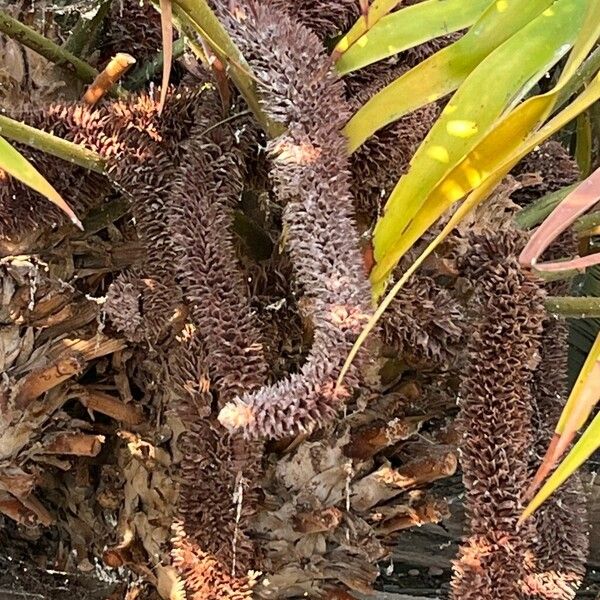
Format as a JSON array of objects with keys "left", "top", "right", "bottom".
[
  {"left": 370, "top": 0, "right": 590, "bottom": 289},
  {"left": 335, "top": 0, "right": 492, "bottom": 75},
  {"left": 344, "top": 0, "right": 556, "bottom": 152},
  {"left": 62, "top": 0, "right": 111, "bottom": 58},
  {"left": 515, "top": 183, "right": 578, "bottom": 229},
  {"left": 554, "top": 45, "right": 600, "bottom": 110},
  {"left": 0, "top": 114, "right": 105, "bottom": 174},
  {"left": 127, "top": 37, "right": 187, "bottom": 90},
  {"left": 574, "top": 208, "right": 600, "bottom": 233},
  {"left": 0, "top": 136, "right": 82, "bottom": 229},
  {"left": 339, "top": 67, "right": 600, "bottom": 389}
]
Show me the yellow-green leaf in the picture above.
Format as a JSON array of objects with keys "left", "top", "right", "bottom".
[
  {"left": 522, "top": 334, "right": 600, "bottom": 520},
  {"left": 370, "top": 0, "right": 590, "bottom": 290},
  {"left": 334, "top": 0, "right": 404, "bottom": 57},
  {"left": 372, "top": 83, "right": 600, "bottom": 288},
  {"left": 371, "top": 69, "right": 600, "bottom": 295},
  {"left": 335, "top": 0, "right": 491, "bottom": 74},
  {"left": 368, "top": 0, "right": 600, "bottom": 294},
  {"left": 340, "top": 68, "right": 600, "bottom": 387},
  {"left": 339, "top": 1, "right": 600, "bottom": 510},
  {"left": 337, "top": 175, "right": 497, "bottom": 389},
  {"left": 0, "top": 136, "right": 82, "bottom": 229},
  {"left": 553, "top": 328, "right": 600, "bottom": 447},
  {"left": 525, "top": 332, "right": 600, "bottom": 500},
  {"left": 344, "top": 0, "right": 556, "bottom": 152},
  {"left": 558, "top": 331, "right": 600, "bottom": 440}
]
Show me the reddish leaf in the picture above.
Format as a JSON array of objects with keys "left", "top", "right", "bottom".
[{"left": 525, "top": 332, "right": 600, "bottom": 501}]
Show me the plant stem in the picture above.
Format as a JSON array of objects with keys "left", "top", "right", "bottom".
[
  {"left": 0, "top": 9, "right": 98, "bottom": 83},
  {"left": 127, "top": 37, "right": 186, "bottom": 90},
  {"left": 546, "top": 296, "right": 600, "bottom": 318},
  {"left": 0, "top": 115, "right": 105, "bottom": 174},
  {"left": 533, "top": 268, "right": 579, "bottom": 282},
  {"left": 0, "top": 9, "right": 126, "bottom": 98},
  {"left": 575, "top": 110, "right": 592, "bottom": 177},
  {"left": 514, "top": 183, "right": 578, "bottom": 229}
]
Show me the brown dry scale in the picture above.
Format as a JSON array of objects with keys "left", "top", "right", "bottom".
[
  {"left": 452, "top": 225, "right": 588, "bottom": 600},
  {"left": 216, "top": 2, "right": 378, "bottom": 440},
  {"left": 524, "top": 318, "right": 589, "bottom": 599},
  {"left": 167, "top": 86, "right": 269, "bottom": 597}
]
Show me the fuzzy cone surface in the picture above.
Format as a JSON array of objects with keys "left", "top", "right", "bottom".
[
  {"left": 217, "top": 2, "right": 377, "bottom": 440},
  {"left": 452, "top": 226, "right": 546, "bottom": 599}
]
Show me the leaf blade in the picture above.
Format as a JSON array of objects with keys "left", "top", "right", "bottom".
[
  {"left": 0, "top": 136, "right": 82, "bottom": 229},
  {"left": 334, "top": 0, "right": 404, "bottom": 57},
  {"left": 344, "top": 0, "right": 556, "bottom": 152},
  {"left": 522, "top": 383, "right": 600, "bottom": 521},
  {"left": 158, "top": 0, "right": 174, "bottom": 115},
  {"left": 518, "top": 167, "right": 600, "bottom": 272},
  {"left": 335, "top": 0, "right": 491, "bottom": 74},
  {"left": 370, "top": 0, "right": 596, "bottom": 289},
  {"left": 342, "top": 68, "right": 600, "bottom": 385}
]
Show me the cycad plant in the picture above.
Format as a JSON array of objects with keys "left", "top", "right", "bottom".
[
  {"left": 337, "top": 0, "right": 600, "bottom": 366},
  {"left": 331, "top": 0, "right": 600, "bottom": 529},
  {"left": 0, "top": 0, "right": 599, "bottom": 599}
]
